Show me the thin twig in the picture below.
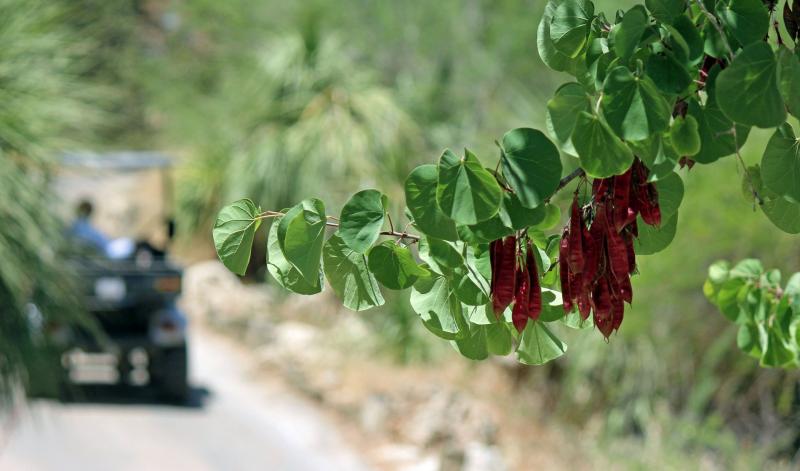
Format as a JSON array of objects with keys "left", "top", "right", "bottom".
[
  {"left": 386, "top": 212, "right": 395, "bottom": 233},
  {"left": 693, "top": 0, "right": 735, "bottom": 62},
  {"left": 550, "top": 167, "right": 586, "bottom": 200}
]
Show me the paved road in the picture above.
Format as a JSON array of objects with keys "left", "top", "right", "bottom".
[{"left": 0, "top": 327, "right": 371, "bottom": 471}]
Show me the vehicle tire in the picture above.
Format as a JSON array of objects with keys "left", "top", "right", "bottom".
[{"left": 151, "top": 344, "right": 189, "bottom": 404}]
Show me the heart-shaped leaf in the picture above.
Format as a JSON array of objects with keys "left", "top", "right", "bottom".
[
  {"left": 516, "top": 321, "right": 567, "bottom": 365},
  {"left": 761, "top": 123, "right": 800, "bottom": 203},
  {"left": 716, "top": 0, "right": 769, "bottom": 46},
  {"left": 410, "top": 276, "right": 469, "bottom": 340},
  {"left": 322, "top": 232, "right": 384, "bottom": 311},
  {"left": 436, "top": 149, "right": 502, "bottom": 225},
  {"left": 339, "top": 189, "right": 388, "bottom": 253},
  {"left": 501, "top": 128, "right": 563, "bottom": 209},
  {"left": 602, "top": 66, "right": 671, "bottom": 141},
  {"left": 546, "top": 82, "right": 592, "bottom": 155},
  {"left": 278, "top": 198, "right": 327, "bottom": 284},
  {"left": 669, "top": 115, "right": 701, "bottom": 156},
  {"left": 572, "top": 111, "right": 634, "bottom": 178},
  {"left": 405, "top": 165, "right": 459, "bottom": 241},
  {"left": 549, "top": 0, "right": 595, "bottom": 58},
  {"left": 645, "top": 0, "right": 685, "bottom": 24},
  {"left": 266, "top": 216, "right": 322, "bottom": 295},
  {"left": 716, "top": 42, "right": 786, "bottom": 128},
  {"left": 634, "top": 212, "right": 678, "bottom": 255},
  {"left": 368, "top": 241, "right": 429, "bottom": 290},
  {"left": 213, "top": 199, "right": 261, "bottom": 276}
]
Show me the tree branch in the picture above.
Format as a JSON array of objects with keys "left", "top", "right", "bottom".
[{"left": 553, "top": 167, "right": 586, "bottom": 197}]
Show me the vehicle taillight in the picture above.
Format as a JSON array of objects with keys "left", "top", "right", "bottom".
[{"left": 154, "top": 276, "right": 181, "bottom": 293}]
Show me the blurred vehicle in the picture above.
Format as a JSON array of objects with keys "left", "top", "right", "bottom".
[{"left": 49, "top": 152, "right": 189, "bottom": 402}]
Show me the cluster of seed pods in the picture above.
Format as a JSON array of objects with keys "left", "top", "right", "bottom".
[
  {"left": 489, "top": 236, "right": 541, "bottom": 333},
  {"left": 559, "top": 159, "right": 661, "bottom": 338}
]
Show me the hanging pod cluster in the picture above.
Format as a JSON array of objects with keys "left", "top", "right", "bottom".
[
  {"left": 489, "top": 236, "right": 542, "bottom": 333},
  {"left": 559, "top": 159, "right": 661, "bottom": 338}
]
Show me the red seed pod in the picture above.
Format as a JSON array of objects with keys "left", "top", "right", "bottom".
[
  {"left": 617, "top": 273, "right": 633, "bottom": 304},
  {"left": 559, "top": 251, "right": 574, "bottom": 313},
  {"left": 611, "top": 292, "right": 625, "bottom": 332},
  {"left": 592, "top": 276, "right": 614, "bottom": 337},
  {"left": 612, "top": 169, "right": 633, "bottom": 232},
  {"left": 512, "top": 265, "right": 529, "bottom": 333},
  {"left": 526, "top": 241, "right": 542, "bottom": 321},
  {"left": 581, "top": 224, "right": 599, "bottom": 292},
  {"left": 568, "top": 198, "right": 585, "bottom": 274},
  {"left": 585, "top": 204, "right": 607, "bottom": 286},
  {"left": 592, "top": 177, "right": 611, "bottom": 199},
  {"left": 577, "top": 291, "right": 592, "bottom": 320},
  {"left": 604, "top": 214, "right": 630, "bottom": 283},
  {"left": 492, "top": 236, "right": 518, "bottom": 316}
]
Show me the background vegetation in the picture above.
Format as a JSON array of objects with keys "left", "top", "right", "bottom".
[{"left": 2, "top": 0, "right": 798, "bottom": 466}]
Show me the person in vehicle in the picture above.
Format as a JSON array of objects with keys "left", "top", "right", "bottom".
[{"left": 69, "top": 200, "right": 134, "bottom": 259}]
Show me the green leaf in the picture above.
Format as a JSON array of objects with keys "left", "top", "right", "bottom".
[
  {"left": 436, "top": 149, "right": 503, "bottom": 225},
  {"left": 634, "top": 211, "right": 678, "bottom": 255},
  {"left": 614, "top": 6, "right": 648, "bottom": 62},
  {"left": 645, "top": 0, "right": 685, "bottom": 24},
  {"left": 669, "top": 115, "right": 701, "bottom": 156},
  {"left": 452, "top": 324, "right": 490, "bottom": 360},
  {"left": 777, "top": 48, "right": 800, "bottom": 119},
  {"left": 404, "top": 165, "right": 459, "bottom": 241},
  {"left": 549, "top": 0, "right": 595, "bottom": 57},
  {"left": 322, "top": 233, "right": 384, "bottom": 311},
  {"left": 516, "top": 321, "right": 567, "bottom": 365},
  {"left": 730, "top": 258, "right": 764, "bottom": 279},
  {"left": 278, "top": 198, "right": 327, "bottom": 284},
  {"left": 339, "top": 189, "right": 387, "bottom": 253},
  {"left": 671, "top": 14, "right": 704, "bottom": 63},
  {"left": 687, "top": 95, "right": 750, "bottom": 164},
  {"left": 655, "top": 172, "right": 684, "bottom": 218},
  {"left": 486, "top": 323, "right": 514, "bottom": 355},
  {"left": 602, "top": 66, "right": 671, "bottom": 141},
  {"left": 266, "top": 217, "right": 322, "bottom": 295},
  {"left": 716, "top": 0, "right": 769, "bottom": 47},
  {"left": 419, "top": 236, "right": 464, "bottom": 274},
  {"left": 572, "top": 111, "right": 634, "bottom": 178},
  {"left": 546, "top": 82, "right": 592, "bottom": 155},
  {"left": 762, "top": 123, "right": 800, "bottom": 203},
  {"left": 646, "top": 52, "right": 692, "bottom": 95},
  {"left": 367, "top": 241, "right": 429, "bottom": 290},
  {"left": 504, "top": 192, "right": 547, "bottom": 230},
  {"left": 410, "top": 276, "right": 468, "bottom": 340},
  {"left": 538, "top": 0, "right": 587, "bottom": 73},
  {"left": 761, "top": 195, "right": 800, "bottom": 234},
  {"left": 501, "top": 128, "right": 563, "bottom": 208},
  {"left": 213, "top": 199, "right": 261, "bottom": 276},
  {"left": 716, "top": 42, "right": 786, "bottom": 128},
  {"left": 531, "top": 204, "right": 563, "bottom": 230},
  {"left": 453, "top": 266, "right": 489, "bottom": 306}
]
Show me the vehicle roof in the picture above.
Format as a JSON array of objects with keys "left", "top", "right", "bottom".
[{"left": 60, "top": 151, "right": 176, "bottom": 171}]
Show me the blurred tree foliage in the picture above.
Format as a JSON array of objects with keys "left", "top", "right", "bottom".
[{"left": 0, "top": 0, "right": 119, "bottom": 398}]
